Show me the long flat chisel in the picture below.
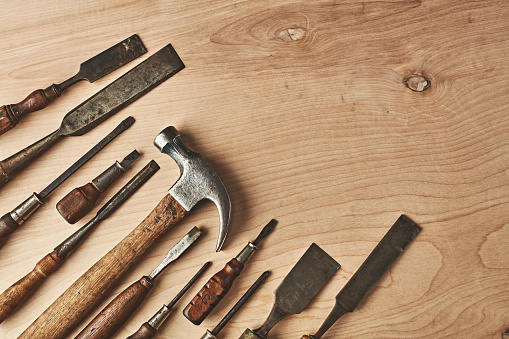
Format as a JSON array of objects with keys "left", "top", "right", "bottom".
[
  {"left": 0, "top": 160, "right": 159, "bottom": 324},
  {"left": 0, "top": 34, "right": 147, "bottom": 135},
  {"left": 302, "top": 215, "right": 421, "bottom": 339},
  {"left": 239, "top": 243, "right": 340, "bottom": 339},
  {"left": 0, "top": 116, "right": 134, "bottom": 249},
  {"left": 0, "top": 43, "right": 185, "bottom": 189}
]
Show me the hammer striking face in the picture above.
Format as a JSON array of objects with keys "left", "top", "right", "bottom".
[{"left": 155, "top": 126, "right": 231, "bottom": 252}]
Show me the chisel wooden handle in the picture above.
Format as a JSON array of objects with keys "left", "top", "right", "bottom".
[
  {"left": 19, "top": 194, "right": 187, "bottom": 339},
  {"left": 183, "top": 258, "right": 244, "bottom": 325},
  {"left": 0, "top": 87, "right": 58, "bottom": 136},
  {"left": 127, "top": 323, "right": 157, "bottom": 339},
  {"left": 0, "top": 130, "right": 62, "bottom": 188},
  {"left": 0, "top": 251, "right": 61, "bottom": 324},
  {"left": 56, "top": 183, "right": 101, "bottom": 224},
  {"left": 76, "top": 276, "right": 154, "bottom": 339},
  {"left": 0, "top": 213, "right": 20, "bottom": 249}
]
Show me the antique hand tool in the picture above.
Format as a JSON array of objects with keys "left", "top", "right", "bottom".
[
  {"left": 0, "top": 160, "right": 159, "bottom": 324},
  {"left": 19, "top": 126, "right": 230, "bottom": 339},
  {"left": 127, "top": 261, "right": 211, "bottom": 339},
  {"left": 56, "top": 149, "right": 140, "bottom": 224},
  {"left": 200, "top": 271, "right": 270, "bottom": 339},
  {"left": 239, "top": 243, "right": 340, "bottom": 339},
  {"left": 0, "top": 117, "right": 134, "bottom": 249},
  {"left": 75, "top": 226, "right": 202, "bottom": 339},
  {"left": 0, "top": 34, "right": 146, "bottom": 136},
  {"left": 184, "top": 219, "right": 277, "bottom": 325},
  {"left": 302, "top": 215, "right": 421, "bottom": 339},
  {"left": 0, "top": 43, "right": 184, "bottom": 188}
]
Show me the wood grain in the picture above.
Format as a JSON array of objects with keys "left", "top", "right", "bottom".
[{"left": 0, "top": 0, "right": 507, "bottom": 338}]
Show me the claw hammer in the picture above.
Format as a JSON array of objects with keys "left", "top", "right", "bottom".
[{"left": 19, "top": 126, "right": 231, "bottom": 339}]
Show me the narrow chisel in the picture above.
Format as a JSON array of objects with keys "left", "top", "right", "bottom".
[
  {"left": 0, "top": 43, "right": 185, "bottom": 188},
  {"left": 239, "top": 243, "right": 340, "bottom": 339},
  {"left": 0, "top": 160, "right": 159, "bottom": 324},
  {"left": 0, "top": 116, "right": 134, "bottom": 249},
  {"left": 184, "top": 219, "right": 277, "bottom": 325},
  {"left": 0, "top": 34, "right": 146, "bottom": 135},
  {"left": 127, "top": 261, "right": 211, "bottom": 339},
  {"left": 56, "top": 149, "right": 140, "bottom": 224},
  {"left": 75, "top": 227, "right": 202, "bottom": 339},
  {"left": 302, "top": 215, "right": 421, "bottom": 339}
]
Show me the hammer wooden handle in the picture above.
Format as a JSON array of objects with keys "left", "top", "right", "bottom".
[
  {"left": 0, "top": 251, "right": 61, "bottom": 324},
  {"left": 0, "top": 87, "right": 57, "bottom": 136},
  {"left": 56, "top": 183, "right": 101, "bottom": 224},
  {"left": 19, "top": 194, "right": 187, "bottom": 339},
  {"left": 127, "top": 323, "right": 157, "bottom": 339},
  {"left": 183, "top": 258, "right": 244, "bottom": 325},
  {"left": 76, "top": 276, "right": 153, "bottom": 339}
]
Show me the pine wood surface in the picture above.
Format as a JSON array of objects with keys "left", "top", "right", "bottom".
[{"left": 0, "top": 1, "right": 507, "bottom": 338}]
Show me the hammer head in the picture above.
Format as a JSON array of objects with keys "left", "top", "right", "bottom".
[{"left": 154, "top": 127, "right": 231, "bottom": 252}]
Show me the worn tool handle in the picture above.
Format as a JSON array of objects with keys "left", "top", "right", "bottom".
[
  {"left": 19, "top": 194, "right": 187, "bottom": 339},
  {"left": 56, "top": 183, "right": 101, "bottom": 224},
  {"left": 0, "top": 86, "right": 58, "bottom": 136},
  {"left": 0, "top": 130, "right": 62, "bottom": 188},
  {"left": 127, "top": 323, "right": 157, "bottom": 339},
  {"left": 0, "top": 251, "right": 61, "bottom": 324},
  {"left": 76, "top": 276, "right": 153, "bottom": 339},
  {"left": 183, "top": 258, "right": 244, "bottom": 325},
  {"left": 239, "top": 328, "right": 263, "bottom": 339},
  {"left": 0, "top": 213, "right": 19, "bottom": 249}
]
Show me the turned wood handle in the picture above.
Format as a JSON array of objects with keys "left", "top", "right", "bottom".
[
  {"left": 127, "top": 322, "right": 157, "bottom": 339},
  {"left": 0, "top": 251, "right": 61, "bottom": 324},
  {"left": 0, "top": 130, "right": 62, "bottom": 188},
  {"left": 0, "top": 87, "right": 58, "bottom": 136},
  {"left": 75, "top": 276, "right": 153, "bottom": 339},
  {"left": 56, "top": 183, "right": 101, "bottom": 224},
  {"left": 0, "top": 213, "right": 19, "bottom": 249},
  {"left": 19, "top": 194, "right": 187, "bottom": 339},
  {"left": 183, "top": 258, "right": 244, "bottom": 325}
]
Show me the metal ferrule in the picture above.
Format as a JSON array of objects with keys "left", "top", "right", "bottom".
[
  {"left": 200, "top": 330, "right": 217, "bottom": 339},
  {"left": 239, "top": 328, "right": 262, "bottom": 339},
  {"left": 91, "top": 161, "right": 125, "bottom": 192},
  {"left": 235, "top": 242, "right": 257, "bottom": 265},
  {"left": 10, "top": 193, "right": 43, "bottom": 224},
  {"left": 147, "top": 304, "right": 171, "bottom": 330}
]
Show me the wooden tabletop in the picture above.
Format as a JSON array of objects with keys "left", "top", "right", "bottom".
[{"left": 0, "top": 1, "right": 507, "bottom": 338}]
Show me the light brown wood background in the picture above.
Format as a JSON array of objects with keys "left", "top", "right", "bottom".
[{"left": 0, "top": 0, "right": 507, "bottom": 338}]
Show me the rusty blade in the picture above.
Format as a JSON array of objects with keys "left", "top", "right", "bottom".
[
  {"left": 254, "top": 243, "right": 340, "bottom": 338},
  {"left": 58, "top": 44, "right": 185, "bottom": 137}
]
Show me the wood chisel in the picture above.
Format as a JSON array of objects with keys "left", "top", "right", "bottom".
[
  {"left": 0, "top": 43, "right": 185, "bottom": 188},
  {"left": 0, "top": 160, "right": 159, "bottom": 324},
  {"left": 75, "top": 226, "right": 202, "bottom": 339},
  {"left": 200, "top": 271, "right": 270, "bottom": 339},
  {"left": 56, "top": 149, "right": 140, "bottom": 224},
  {"left": 239, "top": 243, "right": 340, "bottom": 339},
  {"left": 184, "top": 219, "right": 277, "bottom": 325},
  {"left": 127, "top": 261, "right": 211, "bottom": 339},
  {"left": 0, "top": 116, "right": 134, "bottom": 249},
  {"left": 0, "top": 34, "right": 147, "bottom": 135},
  {"left": 302, "top": 215, "right": 421, "bottom": 339}
]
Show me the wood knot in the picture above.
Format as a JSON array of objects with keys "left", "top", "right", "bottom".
[
  {"left": 403, "top": 74, "right": 430, "bottom": 92},
  {"left": 276, "top": 27, "right": 306, "bottom": 42}
]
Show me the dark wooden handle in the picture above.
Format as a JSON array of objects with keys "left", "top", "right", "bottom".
[
  {"left": 19, "top": 194, "right": 187, "bottom": 339},
  {"left": 0, "top": 130, "right": 61, "bottom": 188},
  {"left": 183, "top": 258, "right": 244, "bottom": 325},
  {"left": 0, "top": 87, "right": 57, "bottom": 136},
  {"left": 0, "top": 251, "right": 61, "bottom": 324},
  {"left": 75, "top": 276, "right": 153, "bottom": 339},
  {"left": 56, "top": 183, "right": 101, "bottom": 224},
  {"left": 127, "top": 322, "right": 157, "bottom": 339},
  {"left": 0, "top": 213, "right": 20, "bottom": 249}
]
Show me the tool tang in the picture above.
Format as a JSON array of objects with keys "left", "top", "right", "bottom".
[
  {"left": 0, "top": 44, "right": 184, "bottom": 188},
  {"left": 0, "top": 34, "right": 146, "bottom": 135},
  {"left": 75, "top": 227, "right": 201, "bottom": 339}
]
